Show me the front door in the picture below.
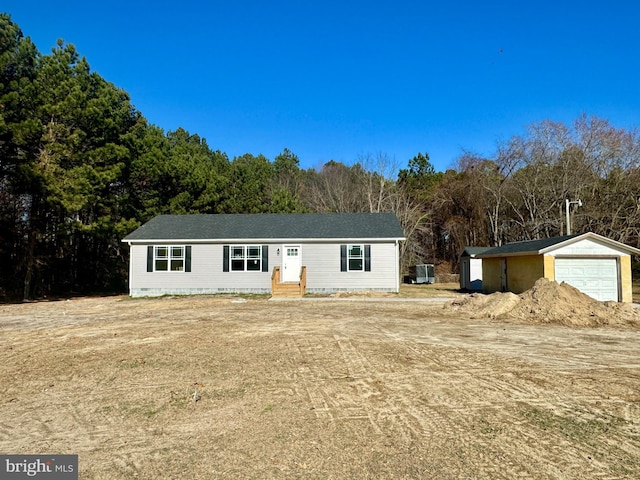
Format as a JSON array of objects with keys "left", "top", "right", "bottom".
[{"left": 282, "top": 245, "right": 301, "bottom": 282}]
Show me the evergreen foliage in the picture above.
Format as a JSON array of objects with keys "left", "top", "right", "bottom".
[{"left": 0, "top": 14, "right": 638, "bottom": 299}]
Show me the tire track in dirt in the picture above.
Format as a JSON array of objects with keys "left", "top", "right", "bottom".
[
  {"left": 333, "top": 334, "right": 384, "bottom": 434},
  {"left": 380, "top": 363, "right": 532, "bottom": 476},
  {"left": 291, "top": 334, "right": 388, "bottom": 433},
  {"left": 2, "top": 296, "right": 639, "bottom": 478},
  {"left": 0, "top": 421, "right": 14, "bottom": 442},
  {"left": 291, "top": 328, "right": 484, "bottom": 461},
  {"left": 292, "top": 321, "right": 640, "bottom": 480},
  {"left": 357, "top": 320, "right": 640, "bottom": 479},
  {"left": 290, "top": 338, "right": 334, "bottom": 421}
]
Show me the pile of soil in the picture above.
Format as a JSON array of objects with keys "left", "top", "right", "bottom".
[{"left": 448, "top": 278, "right": 640, "bottom": 328}]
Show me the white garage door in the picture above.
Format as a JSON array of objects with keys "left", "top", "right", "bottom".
[{"left": 554, "top": 257, "right": 619, "bottom": 302}]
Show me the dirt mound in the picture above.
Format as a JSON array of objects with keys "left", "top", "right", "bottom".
[{"left": 448, "top": 278, "right": 640, "bottom": 328}]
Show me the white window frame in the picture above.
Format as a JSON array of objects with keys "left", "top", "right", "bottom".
[
  {"left": 154, "top": 245, "right": 185, "bottom": 272},
  {"left": 230, "top": 245, "right": 262, "bottom": 272},
  {"left": 347, "top": 244, "right": 364, "bottom": 272}
]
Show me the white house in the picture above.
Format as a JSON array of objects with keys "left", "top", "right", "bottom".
[{"left": 122, "top": 213, "right": 406, "bottom": 297}]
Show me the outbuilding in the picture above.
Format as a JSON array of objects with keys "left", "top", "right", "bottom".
[
  {"left": 122, "top": 213, "right": 405, "bottom": 297},
  {"left": 477, "top": 232, "right": 640, "bottom": 302},
  {"left": 459, "top": 246, "right": 491, "bottom": 291}
]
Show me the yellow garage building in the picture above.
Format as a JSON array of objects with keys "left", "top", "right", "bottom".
[{"left": 477, "top": 233, "right": 640, "bottom": 303}]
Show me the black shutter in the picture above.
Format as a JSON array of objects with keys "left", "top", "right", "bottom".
[
  {"left": 340, "top": 244, "right": 347, "bottom": 272},
  {"left": 185, "top": 246, "right": 192, "bottom": 272},
  {"left": 223, "top": 245, "right": 229, "bottom": 272},
  {"left": 262, "top": 245, "right": 269, "bottom": 272},
  {"left": 364, "top": 244, "right": 371, "bottom": 272},
  {"left": 147, "top": 246, "right": 153, "bottom": 272}
]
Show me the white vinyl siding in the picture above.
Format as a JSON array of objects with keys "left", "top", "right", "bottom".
[
  {"left": 130, "top": 244, "right": 272, "bottom": 296},
  {"left": 128, "top": 241, "right": 400, "bottom": 296},
  {"left": 305, "top": 242, "right": 398, "bottom": 292},
  {"left": 549, "top": 238, "right": 628, "bottom": 257}
]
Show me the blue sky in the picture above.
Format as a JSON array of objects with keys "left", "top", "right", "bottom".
[{"left": 5, "top": 1, "right": 640, "bottom": 172}]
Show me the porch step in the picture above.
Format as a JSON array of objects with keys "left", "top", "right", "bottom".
[
  {"left": 271, "top": 266, "right": 306, "bottom": 298},
  {"left": 272, "top": 282, "right": 303, "bottom": 298}
]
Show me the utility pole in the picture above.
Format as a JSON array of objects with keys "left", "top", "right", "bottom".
[{"left": 565, "top": 199, "right": 582, "bottom": 235}]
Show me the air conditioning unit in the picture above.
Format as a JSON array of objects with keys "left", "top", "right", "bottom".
[{"left": 408, "top": 264, "right": 435, "bottom": 284}]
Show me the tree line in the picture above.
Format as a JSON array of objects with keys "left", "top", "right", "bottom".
[{"left": 1, "top": 14, "right": 638, "bottom": 299}]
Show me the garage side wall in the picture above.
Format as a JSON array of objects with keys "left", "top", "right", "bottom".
[
  {"left": 481, "top": 258, "right": 502, "bottom": 294},
  {"left": 543, "top": 255, "right": 555, "bottom": 281},
  {"left": 506, "top": 256, "right": 544, "bottom": 294},
  {"left": 620, "top": 255, "right": 632, "bottom": 302}
]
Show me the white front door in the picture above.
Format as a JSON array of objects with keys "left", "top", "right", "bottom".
[{"left": 282, "top": 245, "right": 301, "bottom": 282}]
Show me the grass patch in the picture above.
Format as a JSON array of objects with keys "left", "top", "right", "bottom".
[
  {"left": 121, "top": 402, "right": 164, "bottom": 419},
  {"left": 116, "top": 359, "right": 147, "bottom": 369},
  {"left": 169, "top": 396, "right": 189, "bottom": 408},
  {"left": 474, "top": 417, "right": 504, "bottom": 438},
  {"left": 519, "top": 404, "right": 626, "bottom": 445}
]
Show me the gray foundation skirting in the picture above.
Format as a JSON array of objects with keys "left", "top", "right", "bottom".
[
  {"left": 130, "top": 286, "right": 396, "bottom": 297},
  {"left": 130, "top": 287, "right": 270, "bottom": 297}
]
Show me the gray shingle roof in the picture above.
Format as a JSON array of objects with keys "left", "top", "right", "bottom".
[
  {"left": 123, "top": 213, "right": 405, "bottom": 242},
  {"left": 476, "top": 233, "right": 640, "bottom": 258},
  {"left": 477, "top": 234, "right": 581, "bottom": 257},
  {"left": 461, "top": 246, "right": 492, "bottom": 257}
]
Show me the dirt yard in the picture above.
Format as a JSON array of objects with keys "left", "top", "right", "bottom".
[{"left": 1, "top": 285, "right": 639, "bottom": 479}]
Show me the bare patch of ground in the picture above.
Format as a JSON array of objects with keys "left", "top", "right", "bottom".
[
  {"left": 1, "top": 290, "right": 639, "bottom": 479},
  {"left": 319, "top": 283, "right": 463, "bottom": 299}
]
